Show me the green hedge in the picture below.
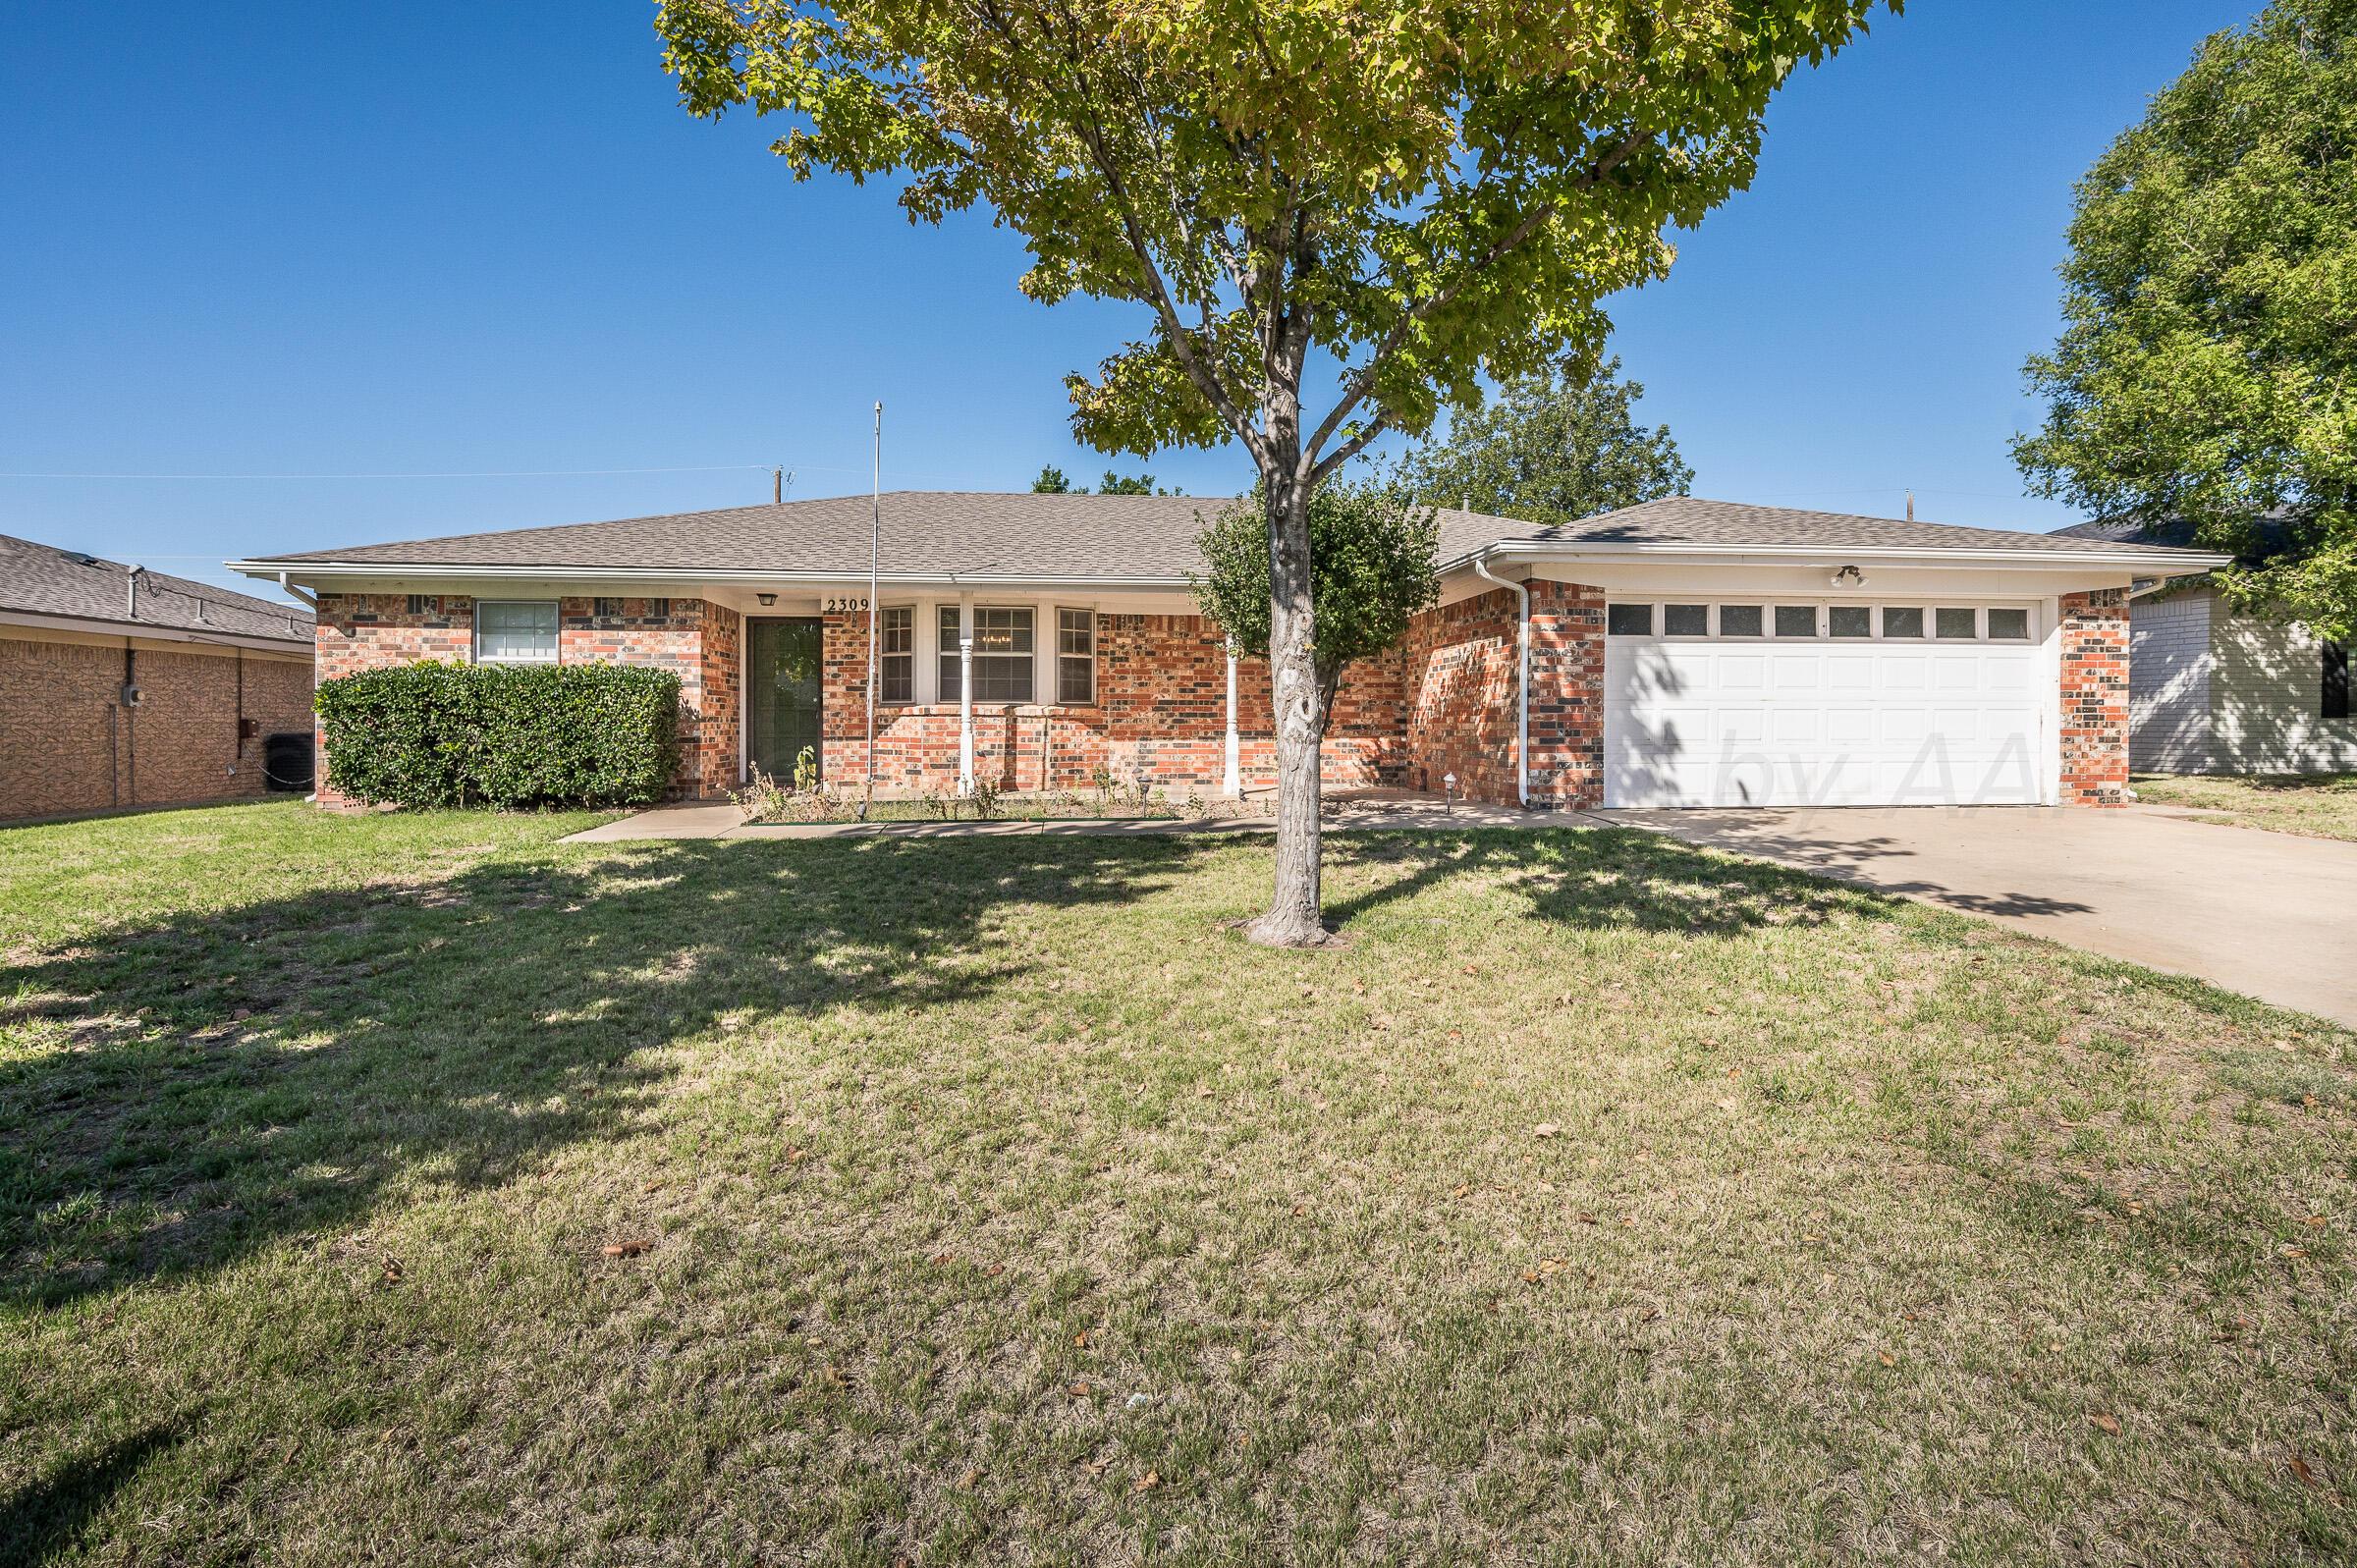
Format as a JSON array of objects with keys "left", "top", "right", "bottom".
[{"left": 314, "top": 662, "right": 683, "bottom": 809}]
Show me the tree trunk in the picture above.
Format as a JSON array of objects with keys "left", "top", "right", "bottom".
[{"left": 1248, "top": 454, "right": 1331, "bottom": 946}]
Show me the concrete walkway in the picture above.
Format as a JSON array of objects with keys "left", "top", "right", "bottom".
[{"left": 1601, "top": 805, "right": 2357, "bottom": 1027}]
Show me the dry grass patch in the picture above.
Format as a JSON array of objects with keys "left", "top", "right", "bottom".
[
  {"left": 2133, "top": 772, "right": 2357, "bottom": 842},
  {"left": 1, "top": 802, "right": 2352, "bottom": 1565}
]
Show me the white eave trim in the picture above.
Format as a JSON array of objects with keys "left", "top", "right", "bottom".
[
  {"left": 1443, "top": 540, "right": 2238, "bottom": 574},
  {"left": 228, "top": 561, "right": 1195, "bottom": 590}
]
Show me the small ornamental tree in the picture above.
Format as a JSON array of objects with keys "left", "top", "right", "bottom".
[
  {"left": 2014, "top": 0, "right": 2357, "bottom": 637},
  {"left": 1192, "top": 484, "right": 1440, "bottom": 817},
  {"left": 658, "top": 0, "right": 1890, "bottom": 943},
  {"left": 1394, "top": 355, "right": 1692, "bottom": 529}
]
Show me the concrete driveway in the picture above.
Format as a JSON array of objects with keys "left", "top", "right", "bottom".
[{"left": 1594, "top": 806, "right": 2357, "bottom": 1027}]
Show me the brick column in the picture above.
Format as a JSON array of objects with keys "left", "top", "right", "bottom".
[
  {"left": 2058, "top": 587, "right": 2130, "bottom": 806},
  {"left": 1527, "top": 580, "right": 1606, "bottom": 808}
]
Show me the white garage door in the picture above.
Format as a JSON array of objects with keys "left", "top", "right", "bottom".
[{"left": 1602, "top": 600, "right": 2047, "bottom": 807}]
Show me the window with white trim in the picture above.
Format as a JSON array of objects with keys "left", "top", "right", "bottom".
[
  {"left": 1057, "top": 609, "right": 1096, "bottom": 704},
  {"left": 938, "top": 606, "right": 1035, "bottom": 703},
  {"left": 474, "top": 600, "right": 558, "bottom": 664},
  {"left": 878, "top": 606, "right": 913, "bottom": 704}
]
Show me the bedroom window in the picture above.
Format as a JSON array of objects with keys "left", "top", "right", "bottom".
[{"left": 474, "top": 600, "right": 558, "bottom": 664}]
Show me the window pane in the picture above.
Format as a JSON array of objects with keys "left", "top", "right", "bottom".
[
  {"left": 1719, "top": 604, "right": 1764, "bottom": 637},
  {"left": 1775, "top": 605, "right": 1819, "bottom": 638},
  {"left": 880, "top": 606, "right": 912, "bottom": 655},
  {"left": 972, "top": 606, "right": 1033, "bottom": 653},
  {"left": 1663, "top": 603, "right": 1709, "bottom": 636},
  {"left": 477, "top": 601, "right": 557, "bottom": 663},
  {"left": 1881, "top": 606, "right": 1924, "bottom": 639},
  {"left": 1987, "top": 607, "right": 2030, "bottom": 640},
  {"left": 972, "top": 657, "right": 1033, "bottom": 703},
  {"left": 1058, "top": 657, "right": 1093, "bottom": 703},
  {"left": 1829, "top": 605, "right": 1872, "bottom": 639},
  {"left": 1607, "top": 603, "right": 1653, "bottom": 636},
  {"left": 1936, "top": 607, "right": 1978, "bottom": 639},
  {"left": 1058, "top": 608, "right": 1094, "bottom": 655},
  {"left": 1057, "top": 609, "right": 1094, "bottom": 702}
]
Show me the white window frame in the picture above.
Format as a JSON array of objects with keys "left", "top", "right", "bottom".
[
  {"left": 877, "top": 604, "right": 915, "bottom": 705},
  {"left": 473, "top": 599, "right": 559, "bottom": 665},
  {"left": 939, "top": 604, "right": 1037, "bottom": 704}
]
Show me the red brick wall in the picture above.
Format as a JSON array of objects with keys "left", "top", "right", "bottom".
[
  {"left": 315, "top": 591, "right": 736, "bottom": 801},
  {"left": 2059, "top": 587, "right": 2131, "bottom": 806},
  {"left": 1397, "top": 580, "right": 1605, "bottom": 809},
  {"left": 818, "top": 609, "right": 1405, "bottom": 797},
  {"left": 0, "top": 632, "right": 312, "bottom": 824}
]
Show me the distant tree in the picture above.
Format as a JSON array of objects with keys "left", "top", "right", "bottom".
[
  {"left": 1192, "top": 482, "right": 1438, "bottom": 719},
  {"left": 1393, "top": 355, "right": 1690, "bottom": 526},
  {"left": 1031, "top": 465, "right": 1072, "bottom": 494},
  {"left": 2013, "top": 0, "right": 2357, "bottom": 637},
  {"left": 1096, "top": 470, "right": 1181, "bottom": 496},
  {"left": 659, "top": 0, "right": 1889, "bottom": 945}
]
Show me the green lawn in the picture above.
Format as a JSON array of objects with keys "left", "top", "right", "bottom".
[
  {"left": 2, "top": 802, "right": 2352, "bottom": 1565},
  {"left": 2134, "top": 772, "right": 2357, "bottom": 843}
]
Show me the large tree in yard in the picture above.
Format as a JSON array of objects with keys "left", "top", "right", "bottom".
[
  {"left": 2015, "top": 0, "right": 2357, "bottom": 639},
  {"left": 657, "top": 0, "right": 1893, "bottom": 945}
]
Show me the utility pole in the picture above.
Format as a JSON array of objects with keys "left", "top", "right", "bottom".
[
  {"left": 773, "top": 466, "right": 783, "bottom": 504},
  {"left": 863, "top": 405, "right": 882, "bottom": 816}
]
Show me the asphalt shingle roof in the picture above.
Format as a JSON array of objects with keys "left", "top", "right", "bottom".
[
  {"left": 240, "top": 492, "right": 2216, "bottom": 581},
  {"left": 3, "top": 533, "right": 312, "bottom": 644}
]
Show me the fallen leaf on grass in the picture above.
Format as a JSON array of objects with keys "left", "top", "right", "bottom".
[
  {"left": 2290, "top": 1454, "right": 2324, "bottom": 1488},
  {"left": 2089, "top": 1414, "right": 2121, "bottom": 1434},
  {"left": 1533, "top": 1122, "right": 1561, "bottom": 1139},
  {"left": 1132, "top": 1470, "right": 1160, "bottom": 1493},
  {"left": 1877, "top": 1352, "right": 1895, "bottom": 1368},
  {"left": 380, "top": 1258, "right": 404, "bottom": 1283},
  {"left": 601, "top": 1239, "right": 651, "bottom": 1259}
]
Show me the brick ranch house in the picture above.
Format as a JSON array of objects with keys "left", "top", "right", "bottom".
[
  {"left": 2, "top": 532, "right": 315, "bottom": 824},
  {"left": 228, "top": 494, "right": 2223, "bottom": 811}
]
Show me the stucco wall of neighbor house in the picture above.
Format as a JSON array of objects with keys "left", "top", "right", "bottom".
[
  {"left": 2059, "top": 588, "right": 2133, "bottom": 806},
  {"left": 2127, "top": 588, "right": 2216, "bottom": 774},
  {"left": 816, "top": 608, "right": 1408, "bottom": 797},
  {"left": 0, "top": 626, "right": 312, "bottom": 823},
  {"left": 314, "top": 591, "right": 736, "bottom": 802}
]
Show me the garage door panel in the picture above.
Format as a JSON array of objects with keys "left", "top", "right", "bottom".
[{"left": 1604, "top": 616, "right": 2047, "bottom": 807}]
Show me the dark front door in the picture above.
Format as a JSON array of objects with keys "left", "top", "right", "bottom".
[{"left": 747, "top": 617, "right": 824, "bottom": 784}]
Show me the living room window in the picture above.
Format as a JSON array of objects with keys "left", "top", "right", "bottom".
[
  {"left": 937, "top": 606, "right": 1035, "bottom": 703},
  {"left": 878, "top": 606, "right": 913, "bottom": 704},
  {"left": 474, "top": 600, "right": 558, "bottom": 664},
  {"left": 1057, "top": 609, "right": 1096, "bottom": 703}
]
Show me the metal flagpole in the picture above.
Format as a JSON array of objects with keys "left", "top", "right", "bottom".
[{"left": 865, "top": 403, "right": 881, "bottom": 811}]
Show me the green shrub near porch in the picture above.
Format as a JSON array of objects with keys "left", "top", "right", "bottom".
[{"left": 314, "top": 662, "right": 681, "bottom": 809}]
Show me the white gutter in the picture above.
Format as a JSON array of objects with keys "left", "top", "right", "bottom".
[
  {"left": 1470, "top": 550, "right": 1530, "bottom": 809},
  {"left": 1443, "top": 541, "right": 2236, "bottom": 574},
  {"left": 274, "top": 571, "right": 319, "bottom": 611},
  {"left": 228, "top": 560, "right": 1197, "bottom": 590}
]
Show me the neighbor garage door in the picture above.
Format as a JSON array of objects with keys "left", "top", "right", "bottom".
[{"left": 1601, "top": 599, "right": 2046, "bottom": 807}]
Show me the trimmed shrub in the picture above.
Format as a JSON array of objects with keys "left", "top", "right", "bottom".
[{"left": 314, "top": 662, "right": 682, "bottom": 809}]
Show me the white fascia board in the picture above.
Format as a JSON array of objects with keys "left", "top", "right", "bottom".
[
  {"left": 1446, "top": 541, "right": 2235, "bottom": 575},
  {"left": 227, "top": 561, "right": 1193, "bottom": 592}
]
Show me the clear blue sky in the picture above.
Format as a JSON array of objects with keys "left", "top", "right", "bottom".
[{"left": 1, "top": 2, "right": 2257, "bottom": 607}]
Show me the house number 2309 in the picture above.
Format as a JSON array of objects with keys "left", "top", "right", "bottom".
[{"left": 824, "top": 597, "right": 869, "bottom": 614}]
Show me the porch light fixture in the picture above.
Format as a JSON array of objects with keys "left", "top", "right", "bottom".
[
  {"left": 1831, "top": 564, "right": 1866, "bottom": 588},
  {"left": 756, "top": 592, "right": 777, "bottom": 607}
]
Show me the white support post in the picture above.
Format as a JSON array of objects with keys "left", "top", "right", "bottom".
[
  {"left": 1223, "top": 641, "right": 1241, "bottom": 797},
  {"left": 958, "top": 594, "right": 975, "bottom": 792}
]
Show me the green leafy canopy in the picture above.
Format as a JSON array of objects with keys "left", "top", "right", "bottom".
[
  {"left": 1191, "top": 481, "right": 1439, "bottom": 698},
  {"left": 2014, "top": 0, "right": 2357, "bottom": 637},
  {"left": 657, "top": 0, "right": 1893, "bottom": 485},
  {"left": 1392, "top": 354, "right": 1691, "bottom": 526}
]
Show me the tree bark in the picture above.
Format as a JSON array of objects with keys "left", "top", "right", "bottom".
[{"left": 1248, "top": 430, "right": 1331, "bottom": 946}]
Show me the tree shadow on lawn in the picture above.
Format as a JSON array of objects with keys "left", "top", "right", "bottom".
[
  {"left": 0, "top": 833, "right": 1208, "bottom": 1310},
  {"left": 0, "top": 1420, "right": 184, "bottom": 1568},
  {"left": 0, "top": 824, "right": 1930, "bottom": 1313}
]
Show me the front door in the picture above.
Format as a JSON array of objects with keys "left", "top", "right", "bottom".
[{"left": 746, "top": 617, "right": 824, "bottom": 784}]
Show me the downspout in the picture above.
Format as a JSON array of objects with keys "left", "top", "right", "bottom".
[{"left": 1471, "top": 551, "right": 1530, "bottom": 808}]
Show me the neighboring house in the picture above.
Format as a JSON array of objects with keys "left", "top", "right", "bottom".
[
  {"left": 229, "top": 494, "right": 2220, "bottom": 810},
  {"left": 1, "top": 533, "right": 315, "bottom": 823},
  {"left": 2052, "top": 517, "right": 2357, "bottom": 776}
]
